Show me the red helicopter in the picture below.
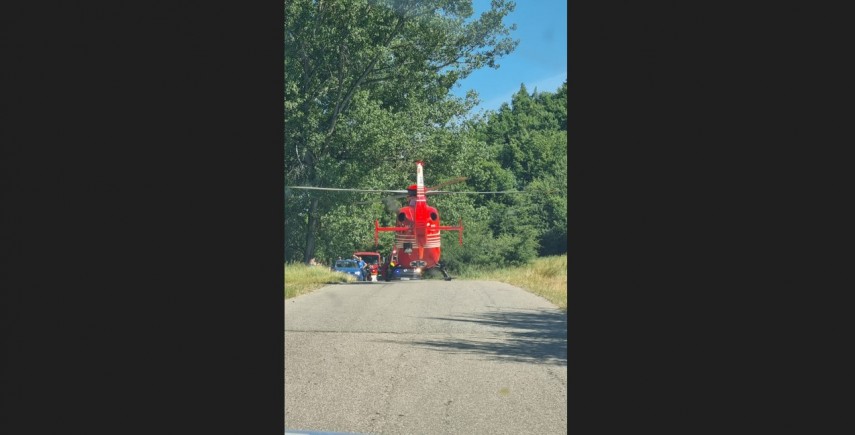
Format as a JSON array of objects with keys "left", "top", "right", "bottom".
[
  {"left": 374, "top": 161, "right": 464, "bottom": 280},
  {"left": 287, "top": 161, "right": 524, "bottom": 280}
]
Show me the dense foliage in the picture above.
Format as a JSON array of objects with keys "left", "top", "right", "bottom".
[{"left": 285, "top": 0, "right": 566, "bottom": 270}]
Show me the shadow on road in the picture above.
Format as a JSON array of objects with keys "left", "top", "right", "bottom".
[{"left": 409, "top": 309, "right": 567, "bottom": 365}]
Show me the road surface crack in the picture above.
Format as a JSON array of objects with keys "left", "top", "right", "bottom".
[
  {"left": 370, "top": 348, "right": 412, "bottom": 434},
  {"left": 442, "top": 398, "right": 454, "bottom": 428}
]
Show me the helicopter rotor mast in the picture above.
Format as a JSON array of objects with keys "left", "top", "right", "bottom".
[{"left": 414, "top": 161, "right": 429, "bottom": 259}]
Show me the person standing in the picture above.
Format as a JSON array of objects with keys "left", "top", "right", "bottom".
[{"left": 354, "top": 255, "right": 367, "bottom": 281}]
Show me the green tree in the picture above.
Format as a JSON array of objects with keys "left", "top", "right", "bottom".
[
  {"left": 471, "top": 81, "right": 568, "bottom": 259},
  {"left": 285, "top": 0, "right": 518, "bottom": 263}
]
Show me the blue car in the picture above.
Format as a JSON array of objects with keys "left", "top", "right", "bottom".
[{"left": 332, "top": 260, "right": 365, "bottom": 281}]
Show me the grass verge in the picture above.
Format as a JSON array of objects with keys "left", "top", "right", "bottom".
[
  {"left": 456, "top": 255, "right": 567, "bottom": 310},
  {"left": 285, "top": 262, "right": 354, "bottom": 299},
  {"left": 284, "top": 256, "right": 567, "bottom": 310}
]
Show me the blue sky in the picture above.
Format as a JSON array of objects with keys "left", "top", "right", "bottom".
[{"left": 450, "top": 0, "right": 567, "bottom": 114}]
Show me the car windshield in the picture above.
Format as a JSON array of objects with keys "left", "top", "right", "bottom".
[
  {"left": 336, "top": 260, "right": 357, "bottom": 268},
  {"left": 357, "top": 256, "right": 379, "bottom": 265}
]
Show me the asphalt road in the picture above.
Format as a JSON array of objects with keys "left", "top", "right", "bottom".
[{"left": 285, "top": 279, "right": 567, "bottom": 434}]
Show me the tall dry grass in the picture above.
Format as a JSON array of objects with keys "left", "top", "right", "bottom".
[
  {"left": 285, "top": 256, "right": 568, "bottom": 310},
  {"left": 458, "top": 255, "right": 567, "bottom": 310},
  {"left": 284, "top": 262, "right": 354, "bottom": 299}
]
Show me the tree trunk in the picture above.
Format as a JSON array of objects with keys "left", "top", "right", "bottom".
[{"left": 303, "top": 196, "right": 319, "bottom": 264}]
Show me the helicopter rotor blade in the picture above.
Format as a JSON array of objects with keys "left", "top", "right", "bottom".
[
  {"left": 286, "top": 186, "right": 407, "bottom": 194},
  {"left": 382, "top": 196, "right": 401, "bottom": 213},
  {"left": 426, "top": 177, "right": 468, "bottom": 192},
  {"left": 353, "top": 195, "right": 405, "bottom": 213},
  {"left": 426, "top": 190, "right": 532, "bottom": 195}
]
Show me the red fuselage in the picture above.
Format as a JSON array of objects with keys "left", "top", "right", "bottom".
[{"left": 393, "top": 202, "right": 442, "bottom": 269}]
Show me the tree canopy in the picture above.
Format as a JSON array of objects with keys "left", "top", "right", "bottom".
[{"left": 285, "top": 0, "right": 566, "bottom": 270}]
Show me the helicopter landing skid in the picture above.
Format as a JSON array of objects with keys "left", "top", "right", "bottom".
[{"left": 437, "top": 262, "right": 453, "bottom": 281}]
